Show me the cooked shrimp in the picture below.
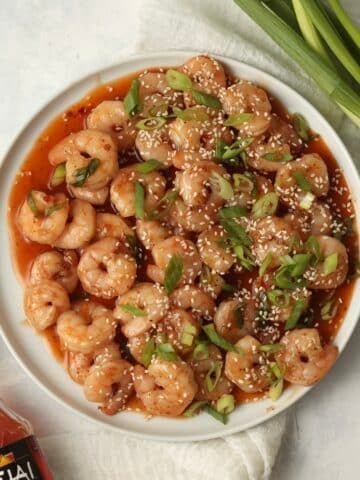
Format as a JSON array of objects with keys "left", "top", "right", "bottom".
[
  {"left": 49, "top": 129, "right": 118, "bottom": 191},
  {"left": 77, "top": 237, "right": 137, "bottom": 299},
  {"left": 284, "top": 201, "right": 332, "bottom": 239},
  {"left": 138, "top": 72, "right": 170, "bottom": 100},
  {"left": 249, "top": 216, "right": 298, "bottom": 268},
  {"left": 127, "top": 332, "right": 152, "bottom": 364},
  {"left": 225, "top": 336, "right": 271, "bottom": 392},
  {"left": 54, "top": 199, "right": 96, "bottom": 249},
  {"left": 114, "top": 283, "right": 169, "bottom": 338},
  {"left": 198, "top": 265, "right": 224, "bottom": 299},
  {"left": 275, "top": 154, "right": 329, "bottom": 208},
  {"left": 182, "top": 55, "right": 226, "bottom": 96},
  {"left": 86, "top": 100, "right": 137, "bottom": 152},
  {"left": 275, "top": 328, "right": 338, "bottom": 385},
  {"left": 197, "top": 226, "right": 235, "bottom": 274},
  {"left": 149, "top": 236, "right": 202, "bottom": 286},
  {"left": 160, "top": 308, "right": 200, "bottom": 355},
  {"left": 95, "top": 213, "right": 133, "bottom": 240},
  {"left": 305, "top": 235, "right": 348, "bottom": 289},
  {"left": 135, "top": 129, "right": 175, "bottom": 167},
  {"left": 214, "top": 298, "right": 254, "bottom": 343},
  {"left": 110, "top": 166, "right": 166, "bottom": 217},
  {"left": 30, "top": 250, "right": 78, "bottom": 293},
  {"left": 133, "top": 357, "right": 197, "bottom": 416},
  {"left": 188, "top": 345, "right": 233, "bottom": 401},
  {"left": 24, "top": 280, "right": 70, "bottom": 331},
  {"left": 220, "top": 81, "right": 272, "bottom": 137},
  {"left": 169, "top": 196, "right": 223, "bottom": 233},
  {"left": 57, "top": 300, "right": 117, "bottom": 354},
  {"left": 170, "top": 285, "right": 215, "bottom": 320},
  {"left": 168, "top": 117, "right": 202, "bottom": 152},
  {"left": 17, "top": 191, "right": 69, "bottom": 245},
  {"left": 68, "top": 185, "right": 109, "bottom": 206},
  {"left": 135, "top": 219, "right": 171, "bottom": 250},
  {"left": 84, "top": 359, "right": 134, "bottom": 414}
]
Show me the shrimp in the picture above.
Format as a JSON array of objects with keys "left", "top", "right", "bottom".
[
  {"left": 54, "top": 199, "right": 96, "bottom": 249},
  {"left": 284, "top": 201, "right": 332, "bottom": 239},
  {"left": 49, "top": 129, "right": 119, "bottom": 191},
  {"left": 30, "top": 250, "right": 78, "bottom": 293},
  {"left": 275, "top": 154, "right": 329, "bottom": 208},
  {"left": 114, "top": 283, "right": 169, "bottom": 338},
  {"left": 86, "top": 100, "right": 137, "bottom": 152},
  {"left": 197, "top": 226, "right": 236, "bottom": 274},
  {"left": 83, "top": 359, "right": 134, "bottom": 414},
  {"left": 169, "top": 196, "right": 223, "bottom": 233},
  {"left": 149, "top": 236, "right": 202, "bottom": 286},
  {"left": 198, "top": 265, "right": 225, "bottom": 299},
  {"left": 24, "top": 280, "right": 70, "bottom": 331},
  {"left": 188, "top": 345, "right": 233, "bottom": 401},
  {"left": 170, "top": 285, "right": 216, "bottom": 320},
  {"left": 249, "top": 216, "right": 299, "bottom": 268},
  {"left": 138, "top": 72, "right": 170, "bottom": 100},
  {"left": 110, "top": 166, "right": 166, "bottom": 217},
  {"left": 181, "top": 55, "right": 226, "bottom": 96},
  {"left": 135, "top": 219, "right": 171, "bottom": 250},
  {"left": 127, "top": 332, "right": 152, "bottom": 364},
  {"left": 305, "top": 235, "right": 348, "bottom": 289},
  {"left": 230, "top": 174, "right": 274, "bottom": 210},
  {"left": 133, "top": 357, "right": 197, "bottom": 416},
  {"left": 220, "top": 81, "right": 272, "bottom": 137},
  {"left": 214, "top": 298, "right": 254, "bottom": 343},
  {"left": 68, "top": 185, "right": 109, "bottom": 206},
  {"left": 135, "top": 129, "right": 175, "bottom": 167},
  {"left": 174, "top": 161, "right": 227, "bottom": 208},
  {"left": 95, "top": 212, "right": 133, "bottom": 240},
  {"left": 17, "top": 191, "right": 69, "bottom": 245},
  {"left": 57, "top": 300, "right": 117, "bottom": 354},
  {"left": 77, "top": 237, "right": 137, "bottom": 299},
  {"left": 168, "top": 117, "right": 202, "bottom": 152},
  {"left": 225, "top": 336, "right": 271, "bottom": 393},
  {"left": 275, "top": 329, "right": 338, "bottom": 385},
  {"left": 159, "top": 308, "right": 200, "bottom": 355}
]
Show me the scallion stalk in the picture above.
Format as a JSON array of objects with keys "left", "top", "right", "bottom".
[{"left": 328, "top": 0, "right": 360, "bottom": 50}]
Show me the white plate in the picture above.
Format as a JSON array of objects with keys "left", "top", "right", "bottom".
[{"left": 1, "top": 51, "right": 359, "bottom": 442}]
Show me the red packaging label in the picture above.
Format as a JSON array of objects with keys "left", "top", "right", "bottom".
[{"left": 0, "top": 436, "right": 52, "bottom": 480}]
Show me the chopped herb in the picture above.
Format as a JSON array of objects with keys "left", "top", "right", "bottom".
[
  {"left": 50, "top": 163, "right": 66, "bottom": 187},
  {"left": 119, "top": 304, "right": 147, "bottom": 317},
  {"left": 224, "top": 113, "right": 254, "bottom": 126},
  {"left": 27, "top": 191, "right": 39, "bottom": 216},
  {"left": 220, "top": 219, "right": 252, "bottom": 247},
  {"left": 252, "top": 192, "right": 279, "bottom": 218},
  {"left": 267, "top": 289, "right": 290, "bottom": 308},
  {"left": 203, "top": 324, "right": 241, "bottom": 353},
  {"left": 218, "top": 206, "right": 248, "bottom": 219},
  {"left": 262, "top": 151, "right": 293, "bottom": 162},
  {"left": 259, "top": 253, "right": 273, "bottom": 278},
  {"left": 183, "top": 400, "right": 207, "bottom": 417},
  {"left": 164, "top": 255, "right": 183, "bottom": 294},
  {"left": 210, "top": 172, "right": 234, "bottom": 200},
  {"left": 166, "top": 69, "right": 192, "bottom": 91},
  {"left": 293, "top": 171, "right": 312, "bottom": 191},
  {"left": 259, "top": 343, "right": 283, "bottom": 353},
  {"left": 293, "top": 113, "right": 310, "bottom": 141},
  {"left": 323, "top": 252, "right": 338, "bottom": 275},
  {"left": 192, "top": 89, "right": 222, "bottom": 109},
  {"left": 44, "top": 202, "right": 66, "bottom": 217},
  {"left": 125, "top": 234, "right": 144, "bottom": 264},
  {"left": 216, "top": 394, "right": 235, "bottom": 415},
  {"left": 233, "top": 173, "right": 255, "bottom": 193},
  {"left": 204, "top": 404, "right": 228, "bottom": 424},
  {"left": 306, "top": 235, "right": 321, "bottom": 265},
  {"left": 205, "top": 361, "right": 222, "bottom": 392},
  {"left": 320, "top": 299, "right": 338, "bottom": 320},
  {"left": 269, "top": 378, "right": 284, "bottom": 401},
  {"left": 156, "top": 342, "right": 178, "bottom": 362},
  {"left": 141, "top": 339, "right": 155, "bottom": 367},
  {"left": 124, "top": 78, "right": 141, "bottom": 117},
  {"left": 233, "top": 245, "right": 256, "bottom": 271},
  {"left": 173, "top": 106, "right": 209, "bottom": 122},
  {"left": 136, "top": 117, "right": 166, "bottom": 131},
  {"left": 71, "top": 158, "right": 100, "bottom": 187},
  {"left": 136, "top": 159, "right": 164, "bottom": 174},
  {"left": 193, "top": 341, "right": 210, "bottom": 360},
  {"left": 285, "top": 298, "right": 307, "bottom": 330}
]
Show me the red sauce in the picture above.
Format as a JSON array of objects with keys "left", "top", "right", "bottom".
[{"left": 7, "top": 68, "right": 358, "bottom": 411}]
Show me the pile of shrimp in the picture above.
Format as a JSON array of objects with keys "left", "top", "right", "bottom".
[{"left": 17, "top": 54, "right": 353, "bottom": 421}]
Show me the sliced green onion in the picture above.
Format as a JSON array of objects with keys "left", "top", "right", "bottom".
[
  {"left": 173, "top": 106, "right": 209, "bottom": 122},
  {"left": 125, "top": 234, "right": 144, "bottom": 264},
  {"left": 71, "top": 158, "right": 100, "bottom": 187},
  {"left": 218, "top": 206, "right": 248, "bottom": 220},
  {"left": 183, "top": 400, "right": 207, "bottom": 417},
  {"left": 164, "top": 255, "right": 183, "bottom": 295},
  {"left": 299, "top": 191, "right": 315, "bottom": 210},
  {"left": 323, "top": 252, "right": 338, "bottom": 275},
  {"left": 220, "top": 219, "right": 252, "bottom": 247},
  {"left": 260, "top": 343, "right": 283, "bottom": 354},
  {"left": 136, "top": 159, "right": 163, "bottom": 174},
  {"left": 181, "top": 332, "right": 195, "bottom": 346},
  {"left": 224, "top": 113, "right": 254, "bottom": 127},
  {"left": 203, "top": 324, "right": 241, "bottom": 353},
  {"left": 27, "top": 191, "right": 39, "bottom": 216},
  {"left": 290, "top": 253, "right": 311, "bottom": 277},
  {"left": 285, "top": 298, "right": 307, "bottom": 330},
  {"left": 119, "top": 303, "right": 147, "bottom": 317},
  {"left": 141, "top": 338, "right": 155, "bottom": 367},
  {"left": 204, "top": 404, "right": 228, "bottom": 424},
  {"left": 44, "top": 202, "right": 66, "bottom": 217},
  {"left": 293, "top": 113, "right": 311, "bottom": 141},
  {"left": 148, "top": 190, "right": 178, "bottom": 220},
  {"left": 210, "top": 172, "right": 234, "bottom": 200},
  {"left": 205, "top": 361, "right": 222, "bottom": 392},
  {"left": 149, "top": 103, "right": 169, "bottom": 117},
  {"left": 193, "top": 342, "right": 210, "bottom": 360},
  {"left": 259, "top": 253, "right": 273, "bottom": 278},
  {"left": 275, "top": 266, "right": 304, "bottom": 290},
  {"left": 134, "top": 181, "right": 145, "bottom": 219},
  {"left": 156, "top": 342, "right": 178, "bottom": 362},
  {"left": 124, "top": 78, "right": 141, "bottom": 117},
  {"left": 222, "top": 137, "right": 255, "bottom": 160},
  {"left": 321, "top": 299, "right": 338, "bottom": 321},
  {"left": 233, "top": 245, "right": 256, "bottom": 271},
  {"left": 136, "top": 117, "right": 166, "bottom": 131},
  {"left": 216, "top": 394, "right": 235, "bottom": 415},
  {"left": 269, "top": 378, "right": 284, "bottom": 401},
  {"left": 192, "top": 89, "right": 222, "bottom": 109},
  {"left": 262, "top": 151, "right": 293, "bottom": 162},
  {"left": 215, "top": 138, "right": 227, "bottom": 160},
  {"left": 155, "top": 332, "right": 168, "bottom": 345},
  {"left": 293, "top": 171, "right": 312, "bottom": 192},
  {"left": 166, "top": 69, "right": 192, "bottom": 91},
  {"left": 233, "top": 173, "right": 255, "bottom": 193},
  {"left": 222, "top": 283, "right": 236, "bottom": 293},
  {"left": 268, "top": 289, "right": 290, "bottom": 308},
  {"left": 252, "top": 192, "right": 279, "bottom": 218},
  {"left": 306, "top": 235, "right": 321, "bottom": 265},
  {"left": 270, "top": 362, "right": 284, "bottom": 380},
  {"left": 50, "top": 163, "right": 66, "bottom": 187}
]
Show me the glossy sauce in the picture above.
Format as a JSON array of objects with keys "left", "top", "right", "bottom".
[{"left": 8, "top": 68, "right": 358, "bottom": 411}]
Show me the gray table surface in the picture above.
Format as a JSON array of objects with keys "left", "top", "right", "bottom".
[{"left": 1, "top": 1, "right": 359, "bottom": 478}]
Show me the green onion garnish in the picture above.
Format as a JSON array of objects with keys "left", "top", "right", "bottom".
[
  {"left": 293, "top": 113, "right": 310, "bottom": 141},
  {"left": 210, "top": 172, "right": 234, "bottom": 200},
  {"left": 204, "top": 404, "right": 228, "bottom": 424},
  {"left": 222, "top": 137, "right": 254, "bottom": 161},
  {"left": 218, "top": 206, "right": 248, "bottom": 220},
  {"left": 306, "top": 235, "right": 321, "bottom": 265},
  {"left": 233, "top": 173, "right": 255, "bottom": 193},
  {"left": 270, "top": 362, "right": 284, "bottom": 380},
  {"left": 259, "top": 253, "right": 273, "bottom": 278},
  {"left": 119, "top": 304, "right": 147, "bottom": 317},
  {"left": 203, "top": 324, "right": 241, "bottom": 353},
  {"left": 321, "top": 299, "right": 338, "bottom": 321},
  {"left": 323, "top": 252, "right": 338, "bottom": 275},
  {"left": 224, "top": 112, "right": 254, "bottom": 127},
  {"left": 293, "top": 171, "right": 312, "bottom": 192},
  {"left": 173, "top": 106, "right": 209, "bottom": 122},
  {"left": 220, "top": 219, "right": 252, "bottom": 248},
  {"left": 125, "top": 234, "right": 144, "bottom": 264},
  {"left": 193, "top": 342, "right": 210, "bottom": 360},
  {"left": 136, "top": 117, "right": 166, "bottom": 131},
  {"left": 166, "top": 69, "right": 192, "bottom": 91},
  {"left": 285, "top": 298, "right": 307, "bottom": 330},
  {"left": 71, "top": 158, "right": 100, "bottom": 187},
  {"left": 233, "top": 245, "right": 256, "bottom": 271},
  {"left": 44, "top": 202, "right": 66, "bottom": 217},
  {"left": 299, "top": 191, "right": 315, "bottom": 210},
  {"left": 267, "top": 289, "right": 290, "bottom": 308},
  {"left": 275, "top": 266, "right": 304, "bottom": 290},
  {"left": 156, "top": 342, "right": 178, "bottom": 362},
  {"left": 216, "top": 394, "right": 235, "bottom": 415},
  {"left": 134, "top": 181, "right": 145, "bottom": 219},
  {"left": 262, "top": 151, "right": 293, "bottom": 163},
  {"left": 252, "top": 192, "right": 279, "bottom": 218},
  {"left": 259, "top": 343, "right": 283, "bottom": 354},
  {"left": 269, "top": 378, "right": 284, "bottom": 401},
  {"left": 205, "top": 361, "right": 222, "bottom": 392},
  {"left": 27, "top": 191, "right": 39, "bottom": 216},
  {"left": 192, "top": 89, "right": 222, "bottom": 109},
  {"left": 183, "top": 400, "right": 207, "bottom": 417},
  {"left": 50, "top": 163, "right": 66, "bottom": 187},
  {"left": 124, "top": 78, "right": 141, "bottom": 117},
  {"left": 141, "top": 339, "right": 155, "bottom": 367},
  {"left": 164, "top": 255, "right": 183, "bottom": 294},
  {"left": 136, "top": 159, "right": 163, "bottom": 174},
  {"left": 180, "top": 322, "right": 197, "bottom": 347},
  {"left": 290, "top": 253, "right": 311, "bottom": 277}
]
